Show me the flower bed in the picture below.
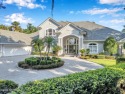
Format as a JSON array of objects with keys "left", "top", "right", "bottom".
[
  {"left": 0, "top": 80, "right": 18, "bottom": 94},
  {"left": 18, "top": 57, "right": 64, "bottom": 70}
]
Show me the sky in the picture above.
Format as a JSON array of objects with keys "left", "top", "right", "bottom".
[{"left": 0, "top": 0, "right": 125, "bottom": 31}]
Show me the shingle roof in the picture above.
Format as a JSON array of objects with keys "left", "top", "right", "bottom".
[
  {"left": 58, "top": 21, "right": 123, "bottom": 41},
  {"left": 0, "top": 29, "right": 39, "bottom": 45}
]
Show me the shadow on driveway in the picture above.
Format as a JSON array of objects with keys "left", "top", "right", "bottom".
[{"left": 0, "top": 55, "right": 103, "bottom": 85}]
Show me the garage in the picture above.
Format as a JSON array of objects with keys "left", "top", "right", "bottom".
[
  {"left": 0, "top": 44, "right": 32, "bottom": 56},
  {"left": 0, "top": 30, "right": 38, "bottom": 57}
]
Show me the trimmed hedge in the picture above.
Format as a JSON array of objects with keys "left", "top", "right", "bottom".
[
  {"left": 105, "top": 55, "right": 115, "bottom": 59},
  {"left": 97, "top": 55, "right": 105, "bottom": 59},
  {"left": 80, "top": 55, "right": 115, "bottom": 59},
  {"left": 116, "top": 57, "right": 125, "bottom": 64},
  {"left": 18, "top": 57, "right": 64, "bottom": 70},
  {"left": 0, "top": 80, "right": 18, "bottom": 94},
  {"left": 12, "top": 67, "right": 125, "bottom": 94}
]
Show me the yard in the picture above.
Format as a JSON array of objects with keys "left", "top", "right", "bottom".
[{"left": 87, "top": 59, "right": 116, "bottom": 67}]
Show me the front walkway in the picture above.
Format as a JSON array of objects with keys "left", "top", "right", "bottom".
[{"left": 0, "top": 55, "right": 103, "bottom": 85}]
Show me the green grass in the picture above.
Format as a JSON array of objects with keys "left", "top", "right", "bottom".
[{"left": 88, "top": 59, "right": 116, "bottom": 67}]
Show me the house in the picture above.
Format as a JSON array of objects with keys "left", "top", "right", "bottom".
[
  {"left": 0, "top": 30, "right": 38, "bottom": 56},
  {"left": 0, "top": 17, "right": 125, "bottom": 57},
  {"left": 38, "top": 18, "right": 125, "bottom": 56}
]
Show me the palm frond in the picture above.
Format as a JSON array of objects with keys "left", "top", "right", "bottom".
[{"left": 51, "top": 0, "right": 54, "bottom": 17}]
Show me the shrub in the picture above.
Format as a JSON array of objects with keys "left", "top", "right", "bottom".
[
  {"left": 90, "top": 54, "right": 98, "bottom": 59},
  {"left": 97, "top": 55, "right": 105, "bottom": 59},
  {"left": 105, "top": 55, "right": 115, "bottom": 59},
  {"left": 18, "top": 57, "right": 64, "bottom": 70},
  {"left": 12, "top": 67, "right": 125, "bottom": 94},
  {"left": 32, "top": 61, "right": 64, "bottom": 70},
  {"left": 86, "top": 49, "right": 90, "bottom": 55},
  {"left": 80, "top": 49, "right": 85, "bottom": 56},
  {"left": 116, "top": 57, "right": 125, "bottom": 64},
  {"left": 0, "top": 80, "right": 18, "bottom": 94}
]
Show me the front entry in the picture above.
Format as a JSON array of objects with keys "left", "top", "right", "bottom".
[{"left": 64, "top": 37, "right": 79, "bottom": 55}]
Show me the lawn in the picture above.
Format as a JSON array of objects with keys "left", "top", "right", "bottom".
[{"left": 87, "top": 59, "right": 116, "bottom": 67}]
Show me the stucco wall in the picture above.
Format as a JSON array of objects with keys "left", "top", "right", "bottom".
[
  {"left": 83, "top": 41, "right": 104, "bottom": 54},
  {"left": 58, "top": 25, "right": 81, "bottom": 38},
  {"left": 39, "top": 20, "right": 58, "bottom": 38},
  {"left": 2, "top": 44, "right": 32, "bottom": 56}
]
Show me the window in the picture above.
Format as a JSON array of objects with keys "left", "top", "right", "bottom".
[
  {"left": 89, "top": 43, "right": 98, "bottom": 54},
  {"left": 46, "top": 29, "right": 55, "bottom": 36}
]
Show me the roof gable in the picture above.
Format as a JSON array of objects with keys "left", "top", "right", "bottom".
[
  {"left": 58, "top": 23, "right": 86, "bottom": 34},
  {"left": 38, "top": 18, "right": 61, "bottom": 28}
]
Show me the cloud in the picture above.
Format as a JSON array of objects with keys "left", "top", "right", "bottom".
[
  {"left": 69, "top": 8, "right": 122, "bottom": 15},
  {"left": 5, "top": 13, "right": 34, "bottom": 24},
  {"left": 99, "top": 0, "right": 125, "bottom": 5},
  {"left": 69, "top": 11, "right": 74, "bottom": 14},
  {"left": 110, "top": 19, "right": 124, "bottom": 23},
  {"left": 4, "top": 0, "right": 46, "bottom": 9},
  {"left": 99, "top": 19, "right": 124, "bottom": 24},
  {"left": 82, "top": 8, "right": 122, "bottom": 15}
]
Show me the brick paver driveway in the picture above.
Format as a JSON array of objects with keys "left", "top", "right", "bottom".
[{"left": 0, "top": 55, "right": 103, "bottom": 85}]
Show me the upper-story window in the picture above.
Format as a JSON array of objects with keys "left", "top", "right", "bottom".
[{"left": 46, "top": 29, "right": 56, "bottom": 36}]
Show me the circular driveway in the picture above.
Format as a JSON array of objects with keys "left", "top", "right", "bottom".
[{"left": 0, "top": 55, "right": 103, "bottom": 85}]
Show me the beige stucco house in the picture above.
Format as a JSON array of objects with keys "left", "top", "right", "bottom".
[
  {"left": 38, "top": 18, "right": 125, "bottom": 56},
  {"left": 0, "top": 17, "right": 125, "bottom": 57}
]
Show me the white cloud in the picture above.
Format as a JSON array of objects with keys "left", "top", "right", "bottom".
[
  {"left": 69, "top": 8, "right": 122, "bottom": 15},
  {"left": 99, "top": 19, "right": 124, "bottom": 24},
  {"left": 99, "top": 0, "right": 125, "bottom": 5},
  {"left": 110, "top": 19, "right": 124, "bottom": 23},
  {"left": 69, "top": 11, "right": 74, "bottom": 14},
  {"left": 4, "top": 0, "right": 46, "bottom": 9},
  {"left": 83, "top": 8, "right": 122, "bottom": 15},
  {"left": 5, "top": 13, "right": 34, "bottom": 24}
]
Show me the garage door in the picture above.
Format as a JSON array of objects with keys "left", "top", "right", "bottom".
[{"left": 3, "top": 44, "right": 32, "bottom": 56}]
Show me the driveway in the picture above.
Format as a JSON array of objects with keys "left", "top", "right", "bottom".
[{"left": 0, "top": 55, "right": 103, "bottom": 85}]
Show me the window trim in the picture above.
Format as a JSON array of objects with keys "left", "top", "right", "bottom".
[
  {"left": 46, "top": 28, "right": 56, "bottom": 36},
  {"left": 88, "top": 43, "right": 98, "bottom": 54}
]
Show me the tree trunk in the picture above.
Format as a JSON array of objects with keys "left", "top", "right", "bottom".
[{"left": 38, "top": 46, "right": 42, "bottom": 59}]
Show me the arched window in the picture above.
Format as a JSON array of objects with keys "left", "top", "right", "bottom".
[
  {"left": 89, "top": 43, "right": 98, "bottom": 54},
  {"left": 46, "top": 29, "right": 55, "bottom": 36}
]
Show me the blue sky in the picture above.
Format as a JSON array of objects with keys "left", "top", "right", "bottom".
[{"left": 0, "top": 0, "right": 125, "bottom": 31}]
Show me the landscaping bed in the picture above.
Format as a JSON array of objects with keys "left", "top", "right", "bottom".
[
  {"left": 18, "top": 57, "right": 64, "bottom": 70},
  {"left": 12, "top": 64, "right": 125, "bottom": 94},
  {"left": 0, "top": 80, "right": 18, "bottom": 94}
]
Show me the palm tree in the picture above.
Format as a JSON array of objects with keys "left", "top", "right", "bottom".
[
  {"left": 44, "top": 36, "right": 56, "bottom": 57},
  {"left": 31, "top": 38, "right": 44, "bottom": 58},
  {"left": 52, "top": 45, "right": 61, "bottom": 56},
  {"left": 0, "top": 0, "right": 6, "bottom": 9},
  {"left": 51, "top": 0, "right": 54, "bottom": 17}
]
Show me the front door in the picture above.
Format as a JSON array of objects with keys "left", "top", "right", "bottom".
[{"left": 69, "top": 45, "right": 74, "bottom": 54}]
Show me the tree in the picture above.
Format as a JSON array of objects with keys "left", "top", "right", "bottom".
[
  {"left": 52, "top": 45, "right": 61, "bottom": 56},
  {"left": 31, "top": 38, "right": 44, "bottom": 58},
  {"left": 23, "top": 23, "right": 38, "bottom": 34},
  {"left": 104, "top": 37, "right": 118, "bottom": 55},
  {"left": 11, "top": 21, "right": 22, "bottom": 32},
  {"left": 44, "top": 36, "right": 56, "bottom": 57}
]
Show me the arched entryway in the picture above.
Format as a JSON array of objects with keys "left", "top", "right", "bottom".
[{"left": 63, "top": 35, "right": 79, "bottom": 55}]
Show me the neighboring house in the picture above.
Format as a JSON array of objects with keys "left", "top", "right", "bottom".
[
  {"left": 0, "top": 30, "right": 38, "bottom": 57},
  {"left": 0, "top": 17, "right": 125, "bottom": 57}
]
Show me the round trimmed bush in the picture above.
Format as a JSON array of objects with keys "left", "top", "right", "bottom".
[
  {"left": 0, "top": 80, "right": 18, "bottom": 93},
  {"left": 18, "top": 57, "right": 64, "bottom": 70}
]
